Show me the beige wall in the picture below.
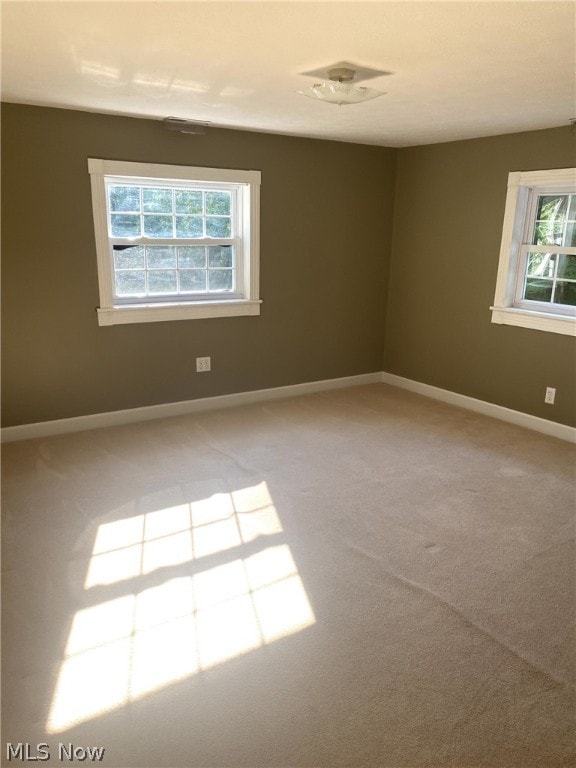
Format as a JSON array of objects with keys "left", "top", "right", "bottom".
[
  {"left": 1, "top": 104, "right": 396, "bottom": 426},
  {"left": 2, "top": 106, "right": 574, "bottom": 429},
  {"left": 384, "top": 126, "right": 576, "bottom": 427}
]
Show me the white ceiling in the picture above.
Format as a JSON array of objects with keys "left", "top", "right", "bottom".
[{"left": 1, "top": 1, "right": 575, "bottom": 147}]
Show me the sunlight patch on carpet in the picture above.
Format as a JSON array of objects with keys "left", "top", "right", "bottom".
[{"left": 47, "top": 482, "right": 315, "bottom": 734}]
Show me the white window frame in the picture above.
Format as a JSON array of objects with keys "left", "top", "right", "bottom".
[
  {"left": 88, "top": 159, "right": 261, "bottom": 326},
  {"left": 491, "top": 168, "right": 576, "bottom": 337}
]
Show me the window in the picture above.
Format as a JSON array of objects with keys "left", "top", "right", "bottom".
[
  {"left": 88, "top": 160, "right": 261, "bottom": 325},
  {"left": 491, "top": 168, "right": 576, "bottom": 336}
]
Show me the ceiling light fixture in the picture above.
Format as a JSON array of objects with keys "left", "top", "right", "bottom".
[{"left": 298, "top": 67, "right": 384, "bottom": 106}]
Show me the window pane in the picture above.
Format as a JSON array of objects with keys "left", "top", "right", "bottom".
[
  {"left": 206, "top": 217, "right": 231, "bottom": 238},
  {"left": 180, "top": 270, "right": 207, "bottom": 292},
  {"left": 532, "top": 195, "right": 570, "bottom": 245},
  {"left": 142, "top": 188, "right": 173, "bottom": 213},
  {"left": 568, "top": 195, "right": 576, "bottom": 219},
  {"left": 109, "top": 186, "right": 140, "bottom": 212},
  {"left": 533, "top": 222, "right": 564, "bottom": 246},
  {"left": 176, "top": 216, "right": 203, "bottom": 238},
  {"left": 526, "top": 252, "right": 556, "bottom": 278},
  {"left": 146, "top": 246, "right": 176, "bottom": 269},
  {"left": 144, "top": 215, "right": 173, "bottom": 238},
  {"left": 208, "top": 246, "right": 233, "bottom": 268},
  {"left": 205, "top": 191, "right": 231, "bottom": 215},
  {"left": 208, "top": 269, "right": 233, "bottom": 291},
  {"left": 535, "top": 195, "right": 568, "bottom": 222},
  {"left": 175, "top": 190, "right": 202, "bottom": 214},
  {"left": 557, "top": 254, "right": 576, "bottom": 280},
  {"left": 564, "top": 222, "right": 576, "bottom": 247},
  {"left": 554, "top": 281, "right": 576, "bottom": 306},
  {"left": 111, "top": 214, "right": 141, "bottom": 237},
  {"left": 524, "top": 278, "right": 553, "bottom": 303},
  {"left": 114, "top": 245, "right": 145, "bottom": 269},
  {"left": 115, "top": 270, "right": 145, "bottom": 296},
  {"left": 148, "top": 270, "right": 177, "bottom": 294},
  {"left": 178, "top": 246, "right": 206, "bottom": 268}
]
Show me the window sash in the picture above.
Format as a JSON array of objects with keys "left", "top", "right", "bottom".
[
  {"left": 103, "top": 178, "right": 244, "bottom": 303},
  {"left": 513, "top": 186, "right": 576, "bottom": 314},
  {"left": 112, "top": 244, "right": 240, "bottom": 304},
  {"left": 522, "top": 188, "right": 576, "bottom": 247},
  {"left": 514, "top": 245, "right": 576, "bottom": 316}
]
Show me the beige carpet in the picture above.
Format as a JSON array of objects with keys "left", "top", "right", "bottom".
[{"left": 2, "top": 383, "right": 575, "bottom": 767}]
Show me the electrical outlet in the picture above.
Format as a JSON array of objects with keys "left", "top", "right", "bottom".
[
  {"left": 196, "top": 356, "right": 211, "bottom": 373},
  {"left": 545, "top": 386, "right": 556, "bottom": 405}
]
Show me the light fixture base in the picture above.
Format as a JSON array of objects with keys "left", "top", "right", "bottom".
[
  {"left": 301, "top": 61, "right": 391, "bottom": 83},
  {"left": 327, "top": 67, "right": 355, "bottom": 83}
]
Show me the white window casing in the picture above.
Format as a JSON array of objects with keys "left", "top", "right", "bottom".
[
  {"left": 491, "top": 167, "right": 576, "bottom": 336},
  {"left": 88, "top": 159, "right": 261, "bottom": 326}
]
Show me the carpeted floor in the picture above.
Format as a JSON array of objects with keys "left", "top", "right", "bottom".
[{"left": 2, "top": 383, "right": 575, "bottom": 767}]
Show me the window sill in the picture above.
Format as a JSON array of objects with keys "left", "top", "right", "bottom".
[
  {"left": 490, "top": 305, "right": 576, "bottom": 336},
  {"left": 97, "top": 299, "right": 262, "bottom": 326}
]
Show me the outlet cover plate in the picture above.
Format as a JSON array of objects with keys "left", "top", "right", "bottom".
[{"left": 196, "top": 356, "right": 211, "bottom": 373}]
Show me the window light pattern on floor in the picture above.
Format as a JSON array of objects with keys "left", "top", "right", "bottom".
[{"left": 47, "top": 483, "right": 315, "bottom": 734}]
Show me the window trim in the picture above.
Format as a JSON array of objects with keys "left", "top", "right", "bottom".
[
  {"left": 490, "top": 168, "right": 576, "bottom": 337},
  {"left": 88, "top": 159, "right": 261, "bottom": 325}
]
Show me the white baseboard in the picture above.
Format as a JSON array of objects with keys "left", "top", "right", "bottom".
[
  {"left": 0, "top": 372, "right": 382, "bottom": 443},
  {"left": 380, "top": 372, "right": 576, "bottom": 444},
  {"left": 3, "top": 371, "right": 574, "bottom": 444}
]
